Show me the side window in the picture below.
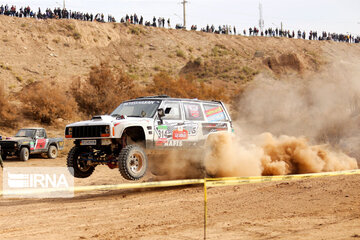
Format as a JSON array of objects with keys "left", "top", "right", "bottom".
[
  {"left": 184, "top": 103, "right": 204, "bottom": 121},
  {"left": 162, "top": 102, "right": 182, "bottom": 120},
  {"left": 37, "top": 130, "right": 45, "bottom": 138},
  {"left": 203, "top": 104, "right": 226, "bottom": 122}
]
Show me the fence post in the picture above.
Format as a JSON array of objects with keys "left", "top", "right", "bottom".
[{"left": 204, "top": 177, "right": 207, "bottom": 240}]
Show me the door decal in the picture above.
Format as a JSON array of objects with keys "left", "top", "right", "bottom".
[{"left": 35, "top": 139, "right": 47, "bottom": 149}]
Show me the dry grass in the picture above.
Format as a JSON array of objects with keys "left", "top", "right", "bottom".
[
  {"left": 148, "top": 72, "right": 229, "bottom": 102},
  {"left": 19, "top": 82, "right": 77, "bottom": 124},
  {"left": 72, "top": 62, "right": 141, "bottom": 116},
  {"left": 0, "top": 84, "right": 18, "bottom": 128}
]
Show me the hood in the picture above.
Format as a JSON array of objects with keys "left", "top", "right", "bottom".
[
  {"left": 66, "top": 115, "right": 114, "bottom": 127},
  {"left": 66, "top": 115, "right": 153, "bottom": 128},
  {"left": 1, "top": 137, "right": 33, "bottom": 142}
]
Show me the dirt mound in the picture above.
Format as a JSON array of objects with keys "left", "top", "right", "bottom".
[{"left": 264, "top": 52, "right": 304, "bottom": 74}]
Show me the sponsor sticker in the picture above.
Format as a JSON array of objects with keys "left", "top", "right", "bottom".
[
  {"left": 173, "top": 129, "right": 188, "bottom": 140},
  {"left": 188, "top": 105, "right": 200, "bottom": 118},
  {"left": 156, "top": 139, "right": 168, "bottom": 146},
  {"left": 205, "top": 106, "right": 223, "bottom": 117},
  {"left": 164, "top": 140, "right": 183, "bottom": 147},
  {"left": 123, "top": 101, "right": 159, "bottom": 105}
]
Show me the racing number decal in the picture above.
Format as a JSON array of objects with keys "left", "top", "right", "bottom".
[{"left": 35, "top": 139, "right": 47, "bottom": 150}]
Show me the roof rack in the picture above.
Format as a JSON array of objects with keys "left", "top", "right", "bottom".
[{"left": 136, "top": 95, "right": 170, "bottom": 99}]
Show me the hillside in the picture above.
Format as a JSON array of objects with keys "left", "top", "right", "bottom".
[
  {"left": 0, "top": 15, "right": 349, "bottom": 93},
  {"left": 1, "top": 15, "right": 360, "bottom": 135}
]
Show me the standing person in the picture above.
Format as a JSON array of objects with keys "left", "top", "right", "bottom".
[
  {"left": 167, "top": 18, "right": 170, "bottom": 28},
  {"left": 233, "top": 26, "right": 236, "bottom": 35}
]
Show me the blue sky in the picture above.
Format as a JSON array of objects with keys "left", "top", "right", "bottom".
[{"left": 8, "top": 0, "right": 360, "bottom": 35}]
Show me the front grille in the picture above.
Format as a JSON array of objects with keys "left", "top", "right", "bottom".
[
  {"left": 71, "top": 125, "right": 107, "bottom": 138},
  {"left": 0, "top": 141, "right": 16, "bottom": 149}
]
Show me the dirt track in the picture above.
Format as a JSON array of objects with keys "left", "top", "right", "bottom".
[{"left": 0, "top": 157, "right": 359, "bottom": 240}]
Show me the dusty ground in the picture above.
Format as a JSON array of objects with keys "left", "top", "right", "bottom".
[{"left": 0, "top": 156, "right": 359, "bottom": 240}]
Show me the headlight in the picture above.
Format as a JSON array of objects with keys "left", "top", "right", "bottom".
[
  {"left": 66, "top": 127, "right": 73, "bottom": 138},
  {"left": 101, "top": 126, "right": 111, "bottom": 137}
]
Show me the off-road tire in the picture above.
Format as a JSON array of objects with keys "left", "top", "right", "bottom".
[
  {"left": 67, "top": 146, "right": 95, "bottom": 178},
  {"left": 20, "top": 147, "right": 29, "bottom": 161},
  {"left": 118, "top": 145, "right": 148, "bottom": 180},
  {"left": 47, "top": 145, "right": 58, "bottom": 159}
]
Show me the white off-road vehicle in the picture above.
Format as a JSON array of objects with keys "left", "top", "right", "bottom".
[{"left": 65, "top": 96, "right": 232, "bottom": 180}]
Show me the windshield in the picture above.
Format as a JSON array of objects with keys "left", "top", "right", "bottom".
[
  {"left": 15, "top": 129, "right": 36, "bottom": 138},
  {"left": 111, "top": 100, "right": 161, "bottom": 118}
]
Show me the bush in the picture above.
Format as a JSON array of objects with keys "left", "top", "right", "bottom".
[
  {"left": 73, "top": 32, "right": 81, "bottom": 40},
  {"left": 19, "top": 82, "right": 78, "bottom": 124},
  {"left": 176, "top": 49, "right": 186, "bottom": 59},
  {"left": 72, "top": 62, "right": 140, "bottom": 116},
  {"left": 148, "top": 72, "right": 228, "bottom": 102},
  {"left": 0, "top": 84, "right": 18, "bottom": 127}
]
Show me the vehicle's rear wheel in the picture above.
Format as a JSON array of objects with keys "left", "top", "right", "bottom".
[
  {"left": 20, "top": 147, "right": 29, "bottom": 161},
  {"left": 118, "top": 145, "right": 148, "bottom": 180},
  {"left": 47, "top": 145, "right": 58, "bottom": 159},
  {"left": 67, "top": 146, "right": 95, "bottom": 178}
]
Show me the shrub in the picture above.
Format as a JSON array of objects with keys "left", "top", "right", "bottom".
[
  {"left": 194, "top": 57, "right": 202, "bottom": 66},
  {"left": 73, "top": 32, "right": 81, "bottom": 40},
  {"left": 0, "top": 84, "right": 18, "bottom": 127},
  {"left": 148, "top": 72, "right": 228, "bottom": 102},
  {"left": 128, "top": 26, "right": 144, "bottom": 35},
  {"left": 72, "top": 62, "right": 140, "bottom": 116},
  {"left": 19, "top": 82, "right": 78, "bottom": 124},
  {"left": 64, "top": 24, "right": 75, "bottom": 31},
  {"left": 176, "top": 49, "right": 186, "bottom": 59}
]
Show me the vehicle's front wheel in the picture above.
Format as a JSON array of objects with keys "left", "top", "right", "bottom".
[
  {"left": 67, "top": 146, "right": 95, "bottom": 178},
  {"left": 118, "top": 145, "right": 148, "bottom": 180},
  {"left": 47, "top": 145, "right": 58, "bottom": 159},
  {"left": 20, "top": 147, "right": 29, "bottom": 161}
]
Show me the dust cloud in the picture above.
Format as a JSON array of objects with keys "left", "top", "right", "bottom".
[
  {"left": 153, "top": 57, "right": 360, "bottom": 178},
  {"left": 204, "top": 57, "right": 360, "bottom": 177},
  {"left": 204, "top": 132, "right": 358, "bottom": 177}
]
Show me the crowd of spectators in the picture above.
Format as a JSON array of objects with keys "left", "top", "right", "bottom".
[
  {"left": 198, "top": 24, "right": 359, "bottom": 43},
  {"left": 0, "top": 3, "right": 359, "bottom": 44},
  {"left": 0, "top": 4, "right": 170, "bottom": 28},
  {"left": 0, "top": 4, "right": 103, "bottom": 21}
]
